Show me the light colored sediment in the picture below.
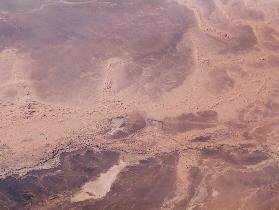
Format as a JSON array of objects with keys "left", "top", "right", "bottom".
[
  {"left": 0, "top": 0, "right": 279, "bottom": 209},
  {"left": 71, "top": 160, "right": 127, "bottom": 202}
]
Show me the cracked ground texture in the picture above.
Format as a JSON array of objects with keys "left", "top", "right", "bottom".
[{"left": 0, "top": 0, "right": 279, "bottom": 209}]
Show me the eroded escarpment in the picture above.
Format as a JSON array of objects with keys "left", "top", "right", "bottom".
[
  {"left": 69, "top": 153, "right": 179, "bottom": 210},
  {"left": 193, "top": 150, "right": 279, "bottom": 210},
  {"left": 172, "top": 144, "right": 279, "bottom": 210},
  {"left": 0, "top": 150, "right": 179, "bottom": 210},
  {"left": 1, "top": 0, "right": 279, "bottom": 209},
  {"left": 0, "top": 150, "right": 120, "bottom": 209}
]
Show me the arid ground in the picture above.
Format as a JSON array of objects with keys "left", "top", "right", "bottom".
[{"left": 0, "top": 0, "right": 279, "bottom": 209}]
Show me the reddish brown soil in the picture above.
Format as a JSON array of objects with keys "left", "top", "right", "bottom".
[{"left": 1, "top": 0, "right": 279, "bottom": 209}]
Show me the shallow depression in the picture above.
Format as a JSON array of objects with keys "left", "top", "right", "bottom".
[{"left": 71, "top": 160, "right": 127, "bottom": 202}]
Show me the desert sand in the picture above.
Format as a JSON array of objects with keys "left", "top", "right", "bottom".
[{"left": 0, "top": 0, "right": 279, "bottom": 209}]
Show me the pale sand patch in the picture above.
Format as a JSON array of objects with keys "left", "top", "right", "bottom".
[
  {"left": 71, "top": 161, "right": 127, "bottom": 202},
  {"left": 212, "top": 189, "right": 219, "bottom": 197}
]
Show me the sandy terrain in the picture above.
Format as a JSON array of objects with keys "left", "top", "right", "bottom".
[{"left": 0, "top": 0, "right": 279, "bottom": 209}]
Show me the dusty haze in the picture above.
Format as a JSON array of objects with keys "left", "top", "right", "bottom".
[{"left": 0, "top": 0, "right": 279, "bottom": 209}]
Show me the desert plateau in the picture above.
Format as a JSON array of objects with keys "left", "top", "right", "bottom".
[{"left": 0, "top": 0, "right": 279, "bottom": 209}]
